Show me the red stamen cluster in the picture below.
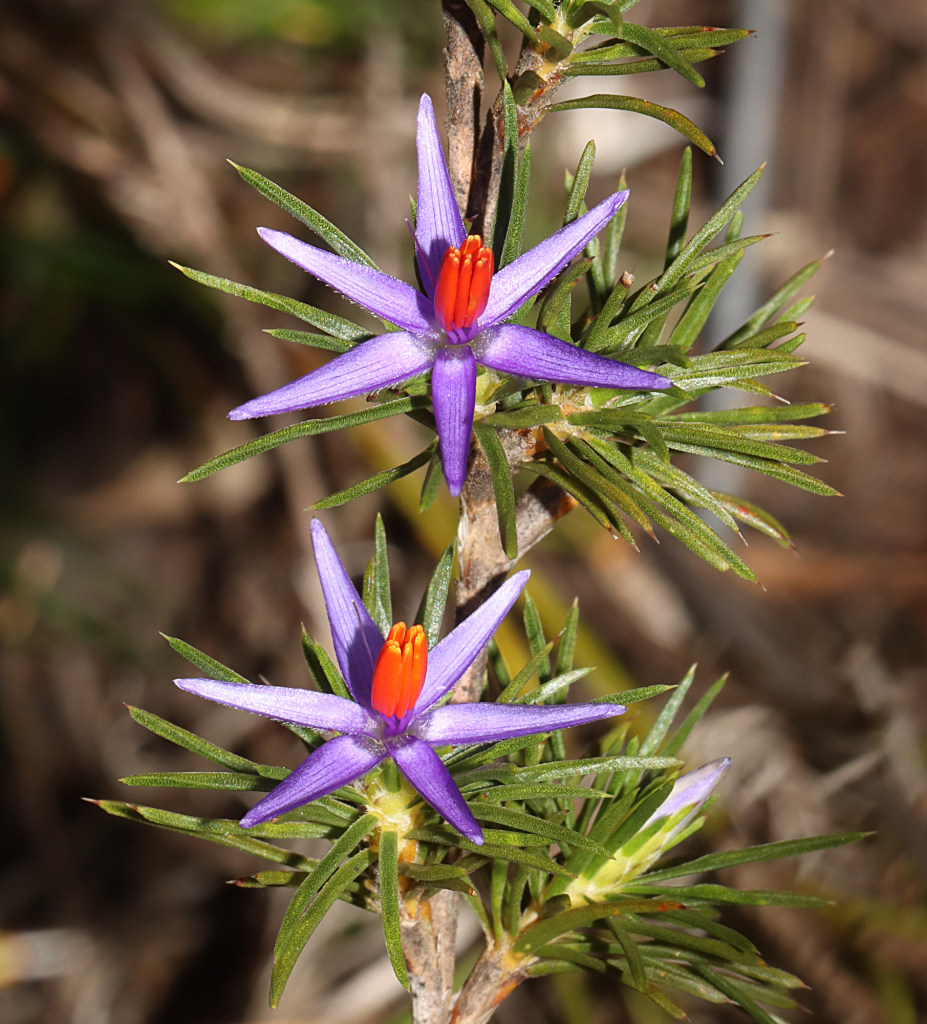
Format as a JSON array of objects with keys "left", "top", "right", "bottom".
[
  {"left": 371, "top": 622, "right": 428, "bottom": 719},
  {"left": 433, "top": 235, "right": 494, "bottom": 336}
]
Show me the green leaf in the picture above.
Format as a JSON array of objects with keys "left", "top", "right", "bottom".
[
  {"left": 477, "top": 783, "right": 610, "bottom": 803},
  {"left": 271, "top": 849, "right": 376, "bottom": 1006},
  {"left": 565, "top": 48, "right": 722, "bottom": 79},
  {"left": 655, "top": 439, "right": 841, "bottom": 498},
  {"left": 636, "top": 166, "right": 764, "bottom": 308},
  {"left": 602, "top": 170, "right": 628, "bottom": 285},
  {"left": 710, "top": 493, "right": 793, "bottom": 548},
  {"left": 419, "top": 446, "right": 443, "bottom": 511},
  {"left": 695, "top": 966, "right": 779, "bottom": 1024},
  {"left": 312, "top": 440, "right": 438, "bottom": 509},
  {"left": 593, "top": 282, "right": 700, "bottom": 353},
  {"left": 120, "top": 771, "right": 276, "bottom": 791},
  {"left": 667, "top": 252, "right": 743, "bottom": 352},
  {"left": 668, "top": 402, "right": 833, "bottom": 425},
  {"left": 606, "top": 919, "right": 648, "bottom": 990},
  {"left": 537, "top": 259, "right": 595, "bottom": 338},
  {"left": 622, "top": 918, "right": 761, "bottom": 967},
  {"left": 406, "top": 829, "right": 575, "bottom": 877},
  {"left": 592, "top": 684, "right": 675, "bottom": 706},
  {"left": 492, "top": 81, "right": 520, "bottom": 266},
  {"left": 483, "top": 0, "right": 537, "bottom": 40},
  {"left": 274, "top": 814, "right": 378, "bottom": 961},
  {"left": 722, "top": 320, "right": 802, "bottom": 352},
  {"left": 301, "top": 631, "right": 352, "bottom": 699},
  {"left": 663, "top": 675, "right": 726, "bottom": 757},
  {"left": 514, "top": 900, "right": 676, "bottom": 955},
  {"left": 501, "top": 142, "right": 532, "bottom": 269},
  {"left": 468, "top": 803, "right": 612, "bottom": 856},
  {"left": 643, "top": 831, "right": 872, "bottom": 883},
  {"left": 414, "top": 540, "right": 455, "bottom": 649},
  {"left": 170, "top": 263, "right": 368, "bottom": 341},
  {"left": 378, "top": 831, "right": 410, "bottom": 988},
  {"left": 126, "top": 704, "right": 287, "bottom": 777},
  {"left": 232, "top": 163, "right": 377, "bottom": 268},
  {"left": 522, "top": 593, "right": 550, "bottom": 681},
  {"left": 642, "top": 665, "right": 696, "bottom": 755},
  {"left": 363, "top": 513, "right": 392, "bottom": 636},
  {"left": 666, "top": 148, "right": 692, "bottom": 271},
  {"left": 549, "top": 95, "right": 716, "bottom": 158},
  {"left": 463, "top": 0, "right": 508, "bottom": 83},
  {"left": 617, "top": 21, "right": 705, "bottom": 87},
  {"left": 630, "top": 451, "right": 740, "bottom": 533},
  {"left": 623, "top": 883, "right": 829, "bottom": 908},
  {"left": 523, "top": 0, "right": 557, "bottom": 19},
  {"left": 497, "top": 640, "right": 556, "bottom": 703},
  {"left": 162, "top": 633, "right": 250, "bottom": 683},
  {"left": 508, "top": 755, "right": 680, "bottom": 783},
  {"left": 723, "top": 252, "right": 829, "bottom": 347},
  {"left": 474, "top": 424, "right": 518, "bottom": 559},
  {"left": 658, "top": 422, "right": 822, "bottom": 465},
  {"left": 181, "top": 397, "right": 429, "bottom": 482},
  {"left": 537, "top": 24, "right": 574, "bottom": 60},
  {"left": 482, "top": 404, "right": 563, "bottom": 429},
  {"left": 397, "top": 856, "right": 488, "bottom": 880},
  {"left": 263, "top": 328, "right": 353, "bottom": 354},
  {"left": 564, "top": 141, "right": 597, "bottom": 226},
  {"left": 521, "top": 459, "right": 619, "bottom": 538},
  {"left": 92, "top": 800, "right": 319, "bottom": 867}
]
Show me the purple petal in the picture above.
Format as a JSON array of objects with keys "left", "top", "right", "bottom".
[
  {"left": 476, "top": 324, "right": 671, "bottom": 391},
  {"left": 229, "top": 331, "right": 435, "bottom": 420},
  {"left": 416, "top": 94, "right": 466, "bottom": 296},
  {"left": 388, "top": 734, "right": 483, "bottom": 845},
  {"left": 175, "top": 677, "right": 381, "bottom": 736},
  {"left": 257, "top": 227, "right": 435, "bottom": 333},
  {"left": 432, "top": 345, "right": 476, "bottom": 496},
  {"left": 478, "top": 191, "right": 628, "bottom": 328},
  {"left": 644, "top": 757, "right": 730, "bottom": 827},
  {"left": 241, "top": 734, "right": 386, "bottom": 827},
  {"left": 413, "top": 700, "right": 626, "bottom": 745},
  {"left": 414, "top": 571, "right": 530, "bottom": 712},
  {"left": 310, "top": 518, "right": 385, "bottom": 706}
]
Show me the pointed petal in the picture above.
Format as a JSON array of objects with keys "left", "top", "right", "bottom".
[
  {"left": 175, "top": 677, "right": 381, "bottom": 736},
  {"left": 414, "top": 571, "right": 530, "bottom": 712},
  {"left": 432, "top": 345, "right": 476, "bottom": 496},
  {"left": 644, "top": 757, "right": 730, "bottom": 826},
  {"left": 258, "top": 227, "right": 435, "bottom": 332},
  {"left": 229, "top": 331, "right": 435, "bottom": 420},
  {"left": 413, "top": 700, "right": 626, "bottom": 745},
  {"left": 416, "top": 94, "right": 466, "bottom": 295},
  {"left": 476, "top": 324, "right": 671, "bottom": 391},
  {"left": 310, "top": 518, "right": 385, "bottom": 706},
  {"left": 388, "top": 734, "right": 483, "bottom": 845},
  {"left": 478, "top": 192, "right": 628, "bottom": 328},
  {"left": 241, "top": 734, "right": 386, "bottom": 827}
]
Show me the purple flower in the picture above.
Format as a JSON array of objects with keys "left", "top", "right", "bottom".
[
  {"left": 175, "top": 520, "right": 627, "bottom": 845},
  {"left": 229, "top": 94, "right": 671, "bottom": 496}
]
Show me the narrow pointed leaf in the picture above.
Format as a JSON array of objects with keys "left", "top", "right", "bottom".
[
  {"left": 233, "top": 163, "right": 377, "bottom": 268},
  {"left": 182, "top": 397, "right": 429, "bottom": 482},
  {"left": 378, "top": 831, "right": 410, "bottom": 988},
  {"left": 642, "top": 831, "right": 872, "bottom": 882},
  {"left": 312, "top": 441, "right": 437, "bottom": 509},
  {"left": 474, "top": 424, "right": 518, "bottom": 559},
  {"left": 271, "top": 849, "right": 376, "bottom": 1006},
  {"left": 170, "top": 264, "right": 368, "bottom": 341},
  {"left": 549, "top": 95, "right": 716, "bottom": 157},
  {"left": 414, "top": 540, "right": 455, "bottom": 649}
]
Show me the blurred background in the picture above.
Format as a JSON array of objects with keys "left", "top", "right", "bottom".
[{"left": 1, "top": 0, "right": 926, "bottom": 1022}]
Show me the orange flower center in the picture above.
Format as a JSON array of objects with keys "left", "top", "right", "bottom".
[
  {"left": 432, "top": 235, "right": 494, "bottom": 336},
  {"left": 370, "top": 622, "right": 428, "bottom": 719}
]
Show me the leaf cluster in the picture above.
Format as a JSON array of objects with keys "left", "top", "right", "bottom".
[{"left": 94, "top": 549, "right": 866, "bottom": 1016}]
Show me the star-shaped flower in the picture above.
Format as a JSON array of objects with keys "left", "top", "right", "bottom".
[
  {"left": 175, "top": 520, "right": 627, "bottom": 845},
  {"left": 229, "top": 94, "right": 671, "bottom": 495}
]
